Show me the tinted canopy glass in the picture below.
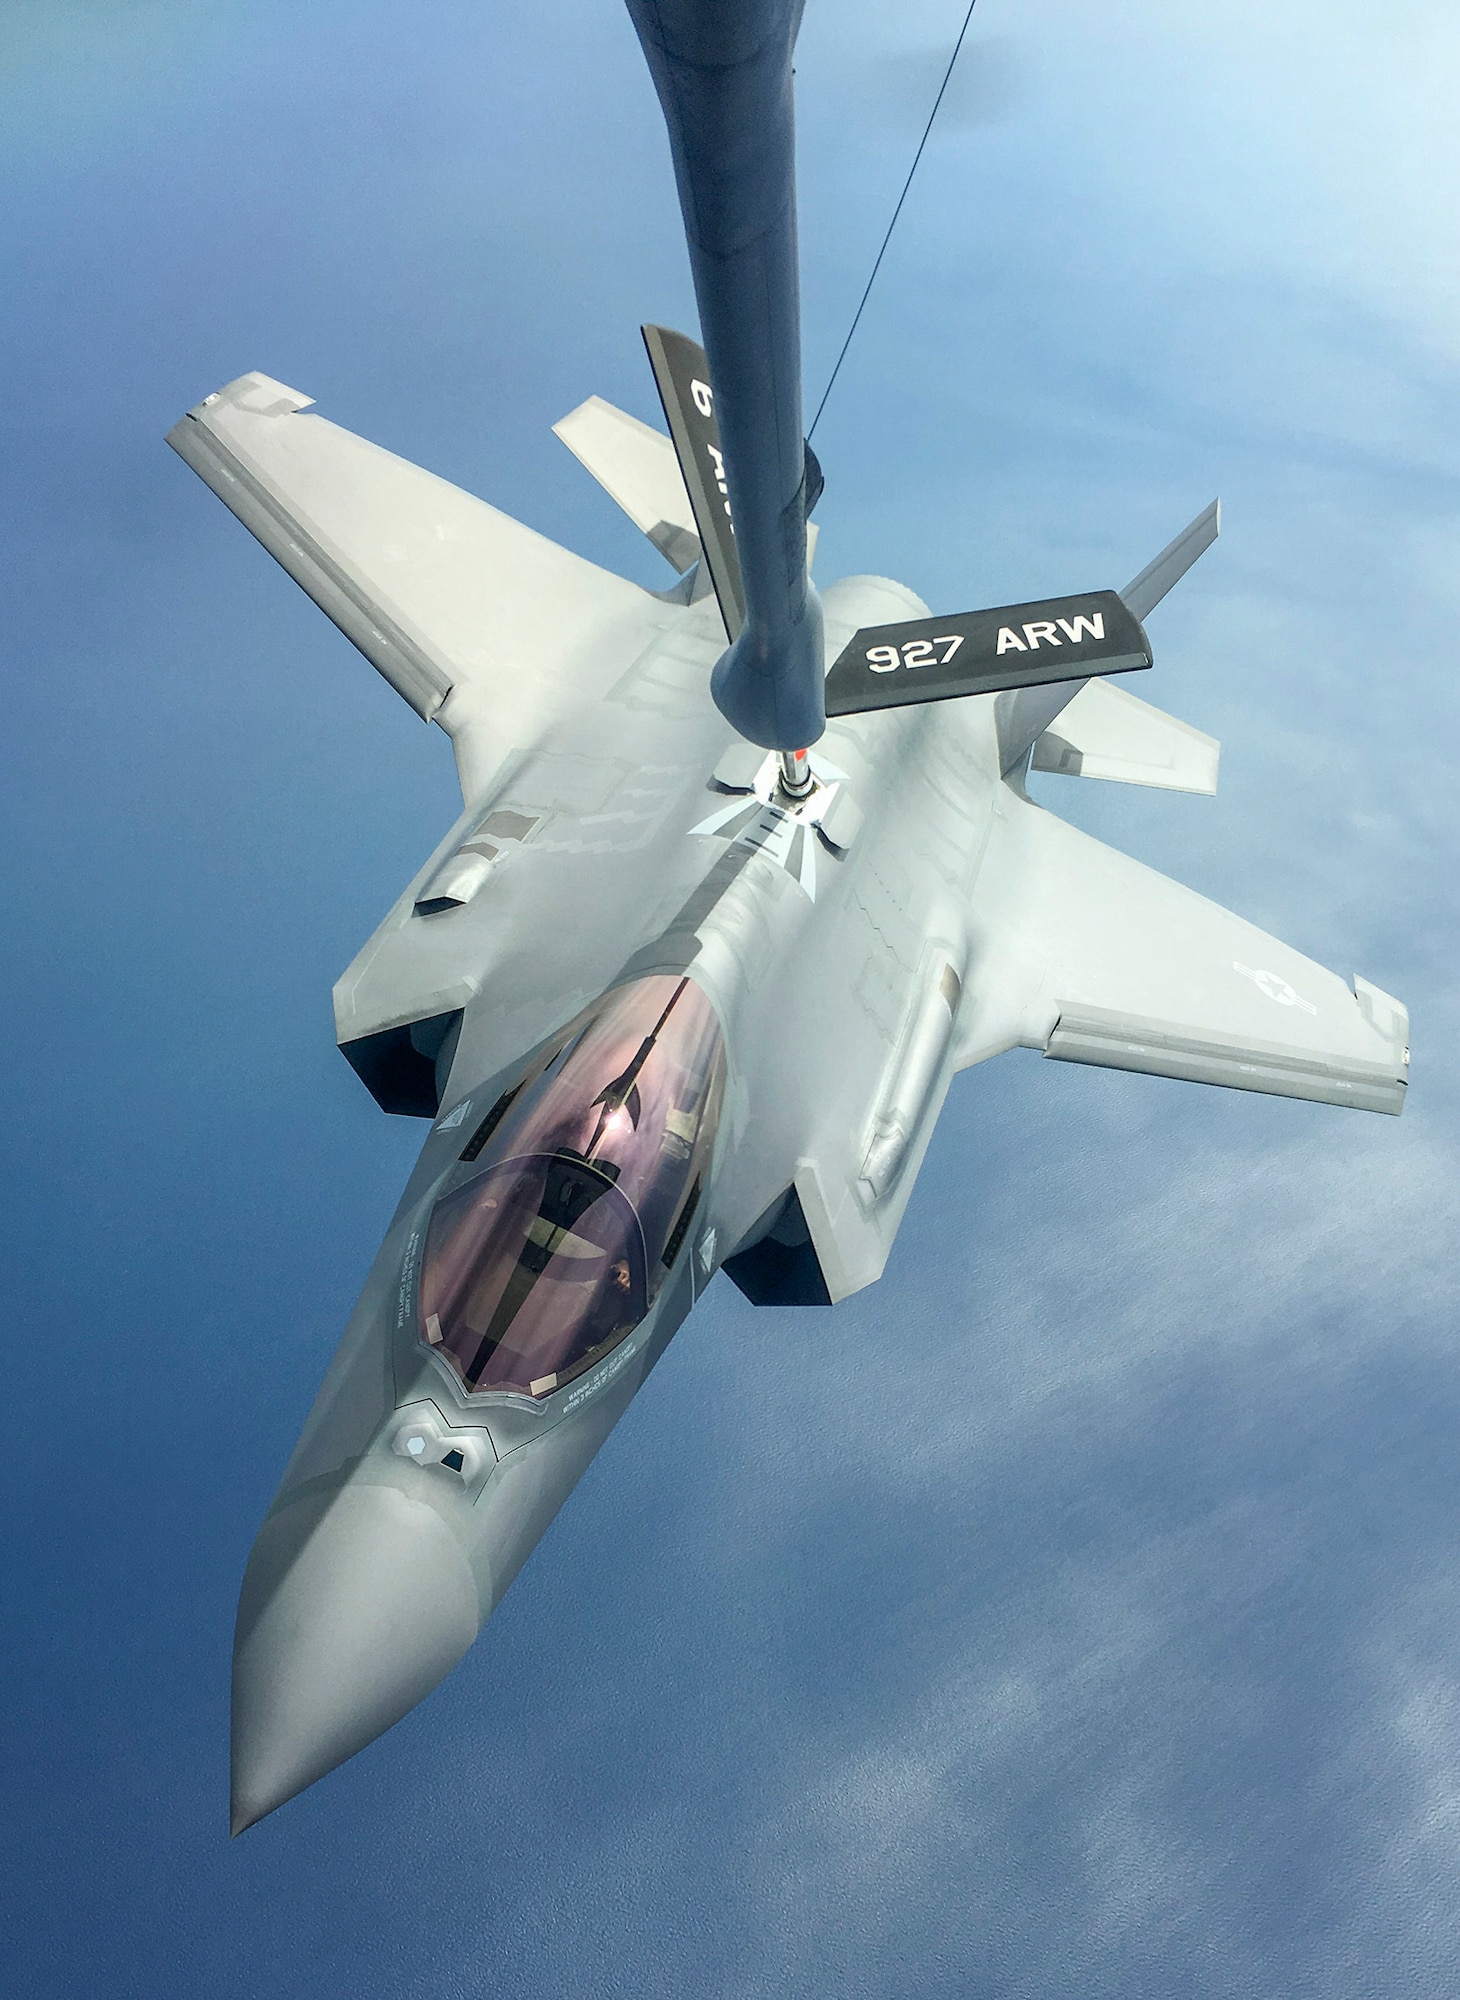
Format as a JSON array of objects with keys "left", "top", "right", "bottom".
[{"left": 419, "top": 976, "right": 725, "bottom": 1398}]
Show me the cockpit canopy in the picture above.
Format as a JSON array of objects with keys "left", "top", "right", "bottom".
[{"left": 418, "top": 975, "right": 725, "bottom": 1399}]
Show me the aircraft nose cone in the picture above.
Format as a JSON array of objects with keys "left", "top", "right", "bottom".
[{"left": 230, "top": 1481, "right": 480, "bottom": 1834}]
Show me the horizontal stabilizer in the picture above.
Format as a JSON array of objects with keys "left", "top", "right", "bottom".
[
  {"left": 552, "top": 395, "right": 701, "bottom": 572},
  {"left": 825, "top": 591, "right": 1150, "bottom": 719},
  {"left": 1121, "top": 499, "right": 1220, "bottom": 621},
  {"left": 1031, "top": 678, "right": 1219, "bottom": 793},
  {"left": 642, "top": 325, "right": 745, "bottom": 640}
]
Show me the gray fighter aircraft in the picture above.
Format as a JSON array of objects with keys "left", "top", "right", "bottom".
[{"left": 169, "top": 0, "right": 1409, "bottom": 1833}]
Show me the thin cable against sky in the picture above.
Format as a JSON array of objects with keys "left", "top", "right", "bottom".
[{"left": 807, "top": 0, "right": 980, "bottom": 442}]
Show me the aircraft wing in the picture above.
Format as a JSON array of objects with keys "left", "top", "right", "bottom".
[
  {"left": 167, "top": 372, "right": 664, "bottom": 800},
  {"left": 970, "top": 799, "right": 1408, "bottom": 1114}
]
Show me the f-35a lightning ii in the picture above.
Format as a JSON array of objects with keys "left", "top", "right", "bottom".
[{"left": 168, "top": 0, "right": 1409, "bottom": 1833}]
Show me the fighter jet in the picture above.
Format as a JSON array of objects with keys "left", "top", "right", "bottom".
[{"left": 168, "top": 0, "right": 1409, "bottom": 1833}]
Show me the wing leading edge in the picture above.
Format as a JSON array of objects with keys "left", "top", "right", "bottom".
[{"left": 970, "top": 799, "right": 1408, "bottom": 1115}]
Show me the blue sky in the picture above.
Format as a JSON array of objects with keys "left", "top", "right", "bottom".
[{"left": 4, "top": 2, "right": 1460, "bottom": 1994}]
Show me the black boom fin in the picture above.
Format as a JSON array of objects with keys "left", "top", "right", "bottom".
[
  {"left": 643, "top": 322, "right": 826, "bottom": 650},
  {"left": 642, "top": 324, "right": 745, "bottom": 642},
  {"left": 824, "top": 590, "right": 1151, "bottom": 720}
]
